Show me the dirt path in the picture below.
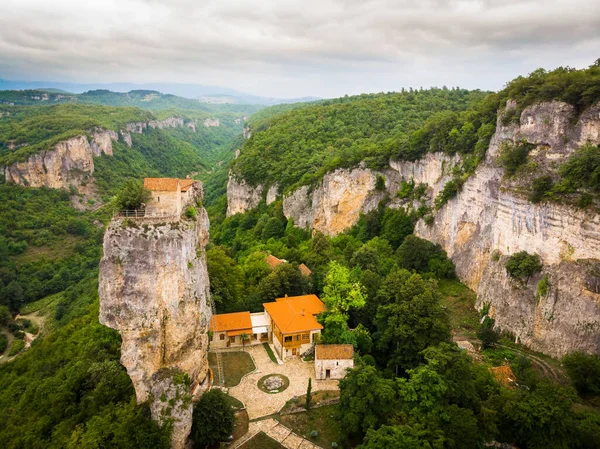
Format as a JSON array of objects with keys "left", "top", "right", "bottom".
[{"left": 498, "top": 344, "right": 565, "bottom": 383}]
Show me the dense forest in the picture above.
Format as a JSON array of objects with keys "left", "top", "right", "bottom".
[{"left": 231, "top": 63, "right": 600, "bottom": 206}]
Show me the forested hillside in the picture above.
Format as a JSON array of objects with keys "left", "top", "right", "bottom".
[{"left": 231, "top": 64, "right": 600, "bottom": 196}]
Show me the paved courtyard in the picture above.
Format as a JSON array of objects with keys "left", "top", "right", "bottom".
[{"left": 226, "top": 345, "right": 339, "bottom": 419}]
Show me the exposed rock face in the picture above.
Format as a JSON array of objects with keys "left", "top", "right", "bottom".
[
  {"left": 203, "top": 118, "right": 220, "bottom": 127},
  {"left": 226, "top": 175, "right": 264, "bottom": 216},
  {"left": 416, "top": 101, "right": 600, "bottom": 357},
  {"left": 4, "top": 134, "right": 113, "bottom": 188},
  {"left": 99, "top": 205, "right": 211, "bottom": 448},
  {"left": 283, "top": 168, "right": 386, "bottom": 235},
  {"left": 242, "top": 127, "right": 252, "bottom": 139},
  {"left": 281, "top": 155, "right": 459, "bottom": 235},
  {"left": 150, "top": 368, "right": 193, "bottom": 449},
  {"left": 5, "top": 116, "right": 193, "bottom": 187},
  {"left": 266, "top": 183, "right": 279, "bottom": 205}
]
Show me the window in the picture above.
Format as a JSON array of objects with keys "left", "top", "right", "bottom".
[
  {"left": 302, "top": 333, "right": 309, "bottom": 341},
  {"left": 284, "top": 336, "right": 292, "bottom": 343},
  {"left": 219, "top": 334, "right": 225, "bottom": 340},
  {"left": 229, "top": 336, "right": 236, "bottom": 343},
  {"left": 294, "top": 335, "right": 301, "bottom": 341}
]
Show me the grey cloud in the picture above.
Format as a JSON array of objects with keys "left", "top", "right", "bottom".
[{"left": 0, "top": 0, "right": 598, "bottom": 97}]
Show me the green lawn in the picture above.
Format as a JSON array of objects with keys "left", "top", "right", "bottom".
[
  {"left": 263, "top": 342, "right": 278, "bottom": 363},
  {"left": 438, "top": 279, "right": 480, "bottom": 337},
  {"left": 238, "top": 432, "right": 283, "bottom": 449},
  {"left": 208, "top": 351, "right": 255, "bottom": 387},
  {"left": 277, "top": 404, "right": 344, "bottom": 448}
]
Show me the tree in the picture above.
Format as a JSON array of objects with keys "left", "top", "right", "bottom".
[
  {"left": 191, "top": 389, "right": 235, "bottom": 448},
  {"left": 562, "top": 352, "right": 600, "bottom": 398},
  {"left": 0, "top": 305, "right": 11, "bottom": 326},
  {"left": 338, "top": 364, "right": 398, "bottom": 440},
  {"left": 375, "top": 269, "right": 451, "bottom": 374},
  {"left": 380, "top": 208, "right": 414, "bottom": 250},
  {"left": 306, "top": 377, "right": 312, "bottom": 411},
  {"left": 360, "top": 425, "right": 436, "bottom": 449},
  {"left": 505, "top": 251, "right": 542, "bottom": 284},
  {"left": 396, "top": 235, "right": 454, "bottom": 278},
  {"left": 206, "top": 247, "right": 244, "bottom": 313},
  {"left": 115, "top": 179, "right": 152, "bottom": 210},
  {"left": 257, "top": 263, "right": 310, "bottom": 303},
  {"left": 477, "top": 317, "right": 500, "bottom": 349},
  {"left": 240, "top": 333, "right": 249, "bottom": 350},
  {"left": 321, "top": 261, "right": 366, "bottom": 343}
]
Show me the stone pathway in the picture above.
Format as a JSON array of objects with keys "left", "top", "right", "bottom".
[
  {"left": 231, "top": 418, "right": 321, "bottom": 449},
  {"left": 227, "top": 345, "right": 339, "bottom": 420}
]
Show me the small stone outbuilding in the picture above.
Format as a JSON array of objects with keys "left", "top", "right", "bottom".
[{"left": 314, "top": 344, "right": 354, "bottom": 380}]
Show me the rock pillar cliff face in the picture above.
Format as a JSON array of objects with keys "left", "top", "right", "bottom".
[
  {"left": 416, "top": 101, "right": 600, "bottom": 357},
  {"left": 99, "top": 206, "right": 211, "bottom": 448},
  {"left": 226, "top": 175, "right": 265, "bottom": 216}
]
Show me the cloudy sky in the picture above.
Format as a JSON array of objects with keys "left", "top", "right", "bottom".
[{"left": 0, "top": 0, "right": 599, "bottom": 98}]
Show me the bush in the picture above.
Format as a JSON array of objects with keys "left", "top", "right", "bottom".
[
  {"left": 186, "top": 206, "right": 196, "bottom": 218},
  {"left": 8, "top": 339, "right": 25, "bottom": 356},
  {"left": 191, "top": 389, "right": 235, "bottom": 448},
  {"left": 537, "top": 275, "right": 550, "bottom": 298},
  {"left": 529, "top": 175, "right": 554, "bottom": 203},
  {"left": 375, "top": 174, "right": 386, "bottom": 191},
  {"left": 499, "top": 141, "right": 534, "bottom": 176},
  {"left": 563, "top": 352, "right": 600, "bottom": 398},
  {"left": 397, "top": 235, "right": 455, "bottom": 278},
  {"left": 559, "top": 143, "right": 600, "bottom": 192},
  {"left": 477, "top": 317, "right": 499, "bottom": 349},
  {"left": 505, "top": 251, "right": 542, "bottom": 283},
  {"left": 0, "top": 333, "right": 7, "bottom": 353}
]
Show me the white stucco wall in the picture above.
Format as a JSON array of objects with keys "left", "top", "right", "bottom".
[{"left": 315, "top": 359, "right": 353, "bottom": 380}]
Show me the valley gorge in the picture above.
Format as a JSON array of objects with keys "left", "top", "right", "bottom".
[{"left": 228, "top": 100, "right": 600, "bottom": 358}]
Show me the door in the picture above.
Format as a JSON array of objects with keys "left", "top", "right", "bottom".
[
  {"left": 292, "top": 348, "right": 298, "bottom": 356},
  {"left": 326, "top": 369, "right": 331, "bottom": 379}
]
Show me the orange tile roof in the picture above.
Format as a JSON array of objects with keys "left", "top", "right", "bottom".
[
  {"left": 210, "top": 311, "right": 252, "bottom": 333},
  {"left": 316, "top": 344, "right": 354, "bottom": 360},
  {"left": 144, "top": 178, "right": 180, "bottom": 192},
  {"left": 180, "top": 179, "right": 195, "bottom": 192},
  {"left": 490, "top": 366, "right": 516, "bottom": 388},
  {"left": 266, "top": 254, "right": 285, "bottom": 270},
  {"left": 264, "top": 294, "right": 325, "bottom": 334},
  {"left": 228, "top": 328, "right": 253, "bottom": 337},
  {"left": 298, "top": 263, "right": 312, "bottom": 276}
]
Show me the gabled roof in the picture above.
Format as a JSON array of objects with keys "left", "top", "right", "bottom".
[
  {"left": 298, "top": 263, "right": 312, "bottom": 276},
  {"left": 316, "top": 344, "right": 354, "bottom": 360},
  {"left": 179, "top": 179, "right": 195, "bottom": 192},
  {"left": 264, "top": 294, "right": 325, "bottom": 334},
  {"left": 266, "top": 254, "right": 285, "bottom": 270},
  {"left": 144, "top": 178, "right": 180, "bottom": 192},
  {"left": 210, "top": 311, "right": 252, "bottom": 333}
]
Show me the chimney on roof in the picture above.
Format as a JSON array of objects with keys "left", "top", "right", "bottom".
[{"left": 285, "top": 294, "right": 288, "bottom": 299}]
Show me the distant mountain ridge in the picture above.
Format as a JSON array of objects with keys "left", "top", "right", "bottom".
[{"left": 0, "top": 78, "right": 320, "bottom": 105}]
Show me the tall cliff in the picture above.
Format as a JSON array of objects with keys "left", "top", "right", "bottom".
[
  {"left": 227, "top": 100, "right": 600, "bottom": 357},
  {"left": 98, "top": 203, "right": 211, "bottom": 448},
  {"left": 416, "top": 101, "right": 600, "bottom": 357}
]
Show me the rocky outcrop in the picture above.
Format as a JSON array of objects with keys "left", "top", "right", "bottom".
[
  {"left": 416, "top": 101, "right": 600, "bottom": 357},
  {"left": 99, "top": 201, "right": 211, "bottom": 448},
  {"left": 242, "top": 127, "right": 252, "bottom": 139},
  {"left": 283, "top": 168, "right": 386, "bottom": 235},
  {"left": 4, "top": 133, "right": 115, "bottom": 188},
  {"left": 203, "top": 118, "right": 220, "bottom": 127},
  {"left": 226, "top": 175, "right": 264, "bottom": 216},
  {"left": 280, "top": 154, "right": 459, "bottom": 236},
  {"left": 266, "top": 183, "right": 279, "bottom": 205}
]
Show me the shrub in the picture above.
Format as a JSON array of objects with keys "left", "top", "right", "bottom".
[
  {"left": 310, "top": 430, "right": 319, "bottom": 438},
  {"left": 559, "top": 143, "right": 600, "bottom": 192},
  {"left": 537, "top": 275, "right": 550, "bottom": 298},
  {"left": 8, "top": 339, "right": 25, "bottom": 356},
  {"left": 190, "top": 389, "right": 235, "bottom": 448},
  {"left": 396, "top": 180, "right": 414, "bottom": 198},
  {"left": 499, "top": 141, "right": 534, "bottom": 176},
  {"left": 186, "top": 206, "right": 196, "bottom": 218},
  {"left": 505, "top": 251, "right": 542, "bottom": 284},
  {"left": 375, "top": 174, "right": 386, "bottom": 191},
  {"left": 0, "top": 333, "right": 7, "bottom": 353},
  {"left": 529, "top": 175, "right": 554, "bottom": 203},
  {"left": 562, "top": 352, "right": 600, "bottom": 398},
  {"left": 477, "top": 317, "right": 499, "bottom": 349}
]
